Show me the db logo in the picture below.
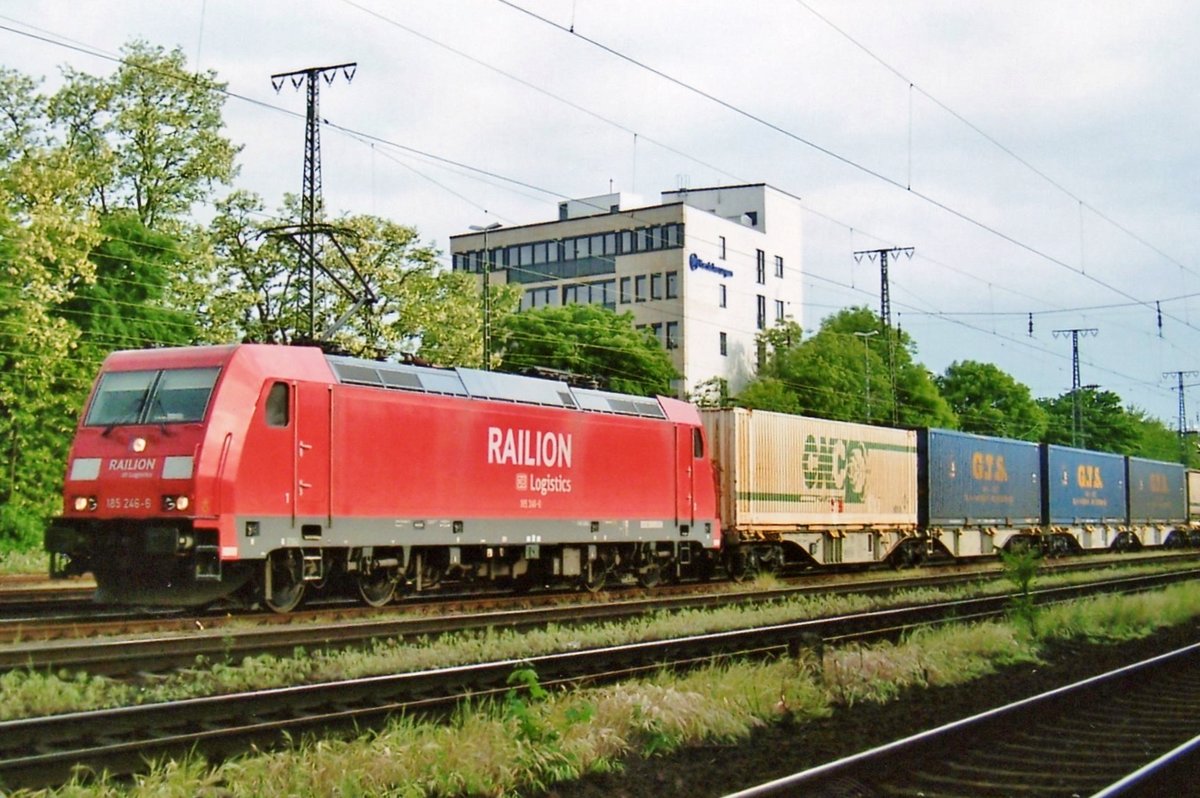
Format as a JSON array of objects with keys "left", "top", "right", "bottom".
[{"left": 515, "top": 474, "right": 528, "bottom": 491}]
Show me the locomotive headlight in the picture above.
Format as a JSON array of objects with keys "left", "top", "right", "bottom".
[
  {"left": 131, "top": 437, "right": 147, "bottom": 453},
  {"left": 162, "top": 494, "right": 191, "bottom": 512},
  {"left": 73, "top": 496, "right": 89, "bottom": 512}
]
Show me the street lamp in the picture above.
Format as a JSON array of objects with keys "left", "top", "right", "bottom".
[
  {"left": 469, "top": 222, "right": 502, "bottom": 371},
  {"left": 853, "top": 330, "right": 879, "bottom": 422}
]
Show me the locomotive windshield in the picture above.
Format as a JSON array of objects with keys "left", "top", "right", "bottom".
[{"left": 85, "top": 367, "right": 221, "bottom": 427}]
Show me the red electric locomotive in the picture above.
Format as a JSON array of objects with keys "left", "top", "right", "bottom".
[{"left": 45, "top": 344, "right": 721, "bottom": 611}]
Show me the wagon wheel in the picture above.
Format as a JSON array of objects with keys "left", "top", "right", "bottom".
[
  {"left": 263, "top": 549, "right": 306, "bottom": 613},
  {"left": 357, "top": 565, "right": 400, "bottom": 607},
  {"left": 726, "top": 547, "right": 756, "bottom": 582}
]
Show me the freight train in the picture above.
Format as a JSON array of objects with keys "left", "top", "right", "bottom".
[{"left": 44, "top": 343, "right": 1199, "bottom": 611}]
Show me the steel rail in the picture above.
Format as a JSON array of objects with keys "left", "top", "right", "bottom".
[
  {"left": 2, "top": 565, "right": 1196, "bottom": 677},
  {"left": 0, "top": 569, "right": 1196, "bottom": 789},
  {"left": 724, "top": 643, "right": 1200, "bottom": 797},
  {"left": 2, "top": 549, "right": 1194, "bottom": 642}
]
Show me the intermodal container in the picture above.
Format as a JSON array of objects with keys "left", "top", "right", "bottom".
[
  {"left": 1189, "top": 470, "right": 1200, "bottom": 522},
  {"left": 699, "top": 408, "right": 917, "bottom": 531},
  {"left": 1126, "top": 457, "right": 1186, "bottom": 523},
  {"left": 919, "top": 429, "right": 1040, "bottom": 527},
  {"left": 1042, "top": 445, "right": 1127, "bottom": 524}
]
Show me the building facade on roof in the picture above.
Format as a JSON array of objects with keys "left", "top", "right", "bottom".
[{"left": 449, "top": 183, "right": 804, "bottom": 398}]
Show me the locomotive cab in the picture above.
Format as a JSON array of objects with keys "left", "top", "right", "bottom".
[{"left": 46, "top": 353, "right": 239, "bottom": 604}]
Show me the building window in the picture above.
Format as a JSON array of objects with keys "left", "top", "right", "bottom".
[
  {"left": 619, "top": 276, "right": 632, "bottom": 304},
  {"left": 651, "top": 273, "right": 663, "bottom": 300},
  {"left": 635, "top": 275, "right": 647, "bottom": 302},
  {"left": 596, "top": 280, "right": 616, "bottom": 309},
  {"left": 666, "top": 223, "right": 682, "bottom": 248},
  {"left": 620, "top": 230, "right": 633, "bottom": 253},
  {"left": 719, "top": 235, "right": 727, "bottom": 260},
  {"left": 756, "top": 249, "right": 765, "bottom": 284},
  {"left": 666, "top": 321, "right": 679, "bottom": 350},
  {"left": 719, "top": 332, "right": 727, "bottom": 357},
  {"left": 651, "top": 322, "right": 663, "bottom": 346},
  {"left": 665, "top": 271, "right": 678, "bottom": 299},
  {"left": 775, "top": 300, "right": 785, "bottom": 322},
  {"left": 774, "top": 255, "right": 784, "bottom": 278},
  {"left": 719, "top": 284, "right": 727, "bottom": 308},
  {"left": 756, "top": 295, "right": 766, "bottom": 330}
]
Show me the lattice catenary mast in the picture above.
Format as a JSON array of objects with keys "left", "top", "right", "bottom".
[{"left": 271, "top": 62, "right": 357, "bottom": 339}]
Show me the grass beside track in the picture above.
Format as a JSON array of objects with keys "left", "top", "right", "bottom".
[
  {"left": 11, "top": 580, "right": 1200, "bottom": 797},
  {"left": 0, "top": 559, "right": 1193, "bottom": 720},
  {"left": 0, "top": 550, "right": 47, "bottom": 576}
]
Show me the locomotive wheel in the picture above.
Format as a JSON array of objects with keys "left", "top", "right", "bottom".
[
  {"left": 637, "top": 561, "right": 662, "bottom": 588},
  {"left": 263, "top": 549, "right": 306, "bottom": 613},
  {"left": 357, "top": 568, "right": 399, "bottom": 607},
  {"left": 581, "top": 570, "right": 607, "bottom": 593}
]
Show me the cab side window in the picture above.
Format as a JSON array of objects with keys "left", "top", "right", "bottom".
[
  {"left": 265, "top": 382, "right": 290, "bottom": 427},
  {"left": 693, "top": 428, "right": 704, "bottom": 458}
]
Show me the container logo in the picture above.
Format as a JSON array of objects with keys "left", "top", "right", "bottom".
[
  {"left": 1076, "top": 465, "right": 1104, "bottom": 489},
  {"left": 803, "top": 435, "right": 869, "bottom": 502},
  {"left": 970, "top": 452, "right": 1008, "bottom": 483}
]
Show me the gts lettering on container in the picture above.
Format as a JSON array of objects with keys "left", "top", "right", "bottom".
[
  {"left": 1076, "top": 465, "right": 1104, "bottom": 489},
  {"left": 971, "top": 453, "right": 1008, "bottom": 482}
]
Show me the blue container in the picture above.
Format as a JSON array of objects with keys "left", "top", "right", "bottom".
[
  {"left": 1042, "top": 445, "right": 1127, "bottom": 524},
  {"left": 1126, "top": 457, "right": 1186, "bottom": 523},
  {"left": 919, "top": 429, "right": 1041, "bottom": 527}
]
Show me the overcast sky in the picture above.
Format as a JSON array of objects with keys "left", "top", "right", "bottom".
[{"left": 2, "top": 1, "right": 1198, "bottom": 427}]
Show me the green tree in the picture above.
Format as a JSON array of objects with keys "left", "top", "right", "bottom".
[
  {"left": 497, "top": 304, "right": 678, "bottom": 396},
  {"left": 936, "top": 360, "right": 1047, "bottom": 441},
  {"left": 59, "top": 211, "right": 197, "bottom": 352},
  {"left": 190, "top": 195, "right": 500, "bottom": 364},
  {"left": 1126, "top": 408, "right": 1197, "bottom": 466},
  {"left": 0, "top": 131, "right": 98, "bottom": 548},
  {"left": 48, "top": 40, "right": 240, "bottom": 229},
  {"left": 735, "top": 377, "right": 801, "bottom": 414},
  {"left": 1039, "top": 387, "right": 1141, "bottom": 454},
  {"left": 741, "top": 306, "right": 956, "bottom": 427}
]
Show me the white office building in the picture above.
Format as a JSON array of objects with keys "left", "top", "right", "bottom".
[{"left": 450, "top": 183, "right": 804, "bottom": 397}]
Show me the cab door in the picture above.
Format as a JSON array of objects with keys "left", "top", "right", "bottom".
[
  {"left": 294, "top": 382, "right": 331, "bottom": 530},
  {"left": 675, "top": 425, "right": 695, "bottom": 531}
]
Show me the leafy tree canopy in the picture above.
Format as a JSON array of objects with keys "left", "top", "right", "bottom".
[
  {"left": 188, "top": 193, "right": 503, "bottom": 364},
  {"left": 497, "top": 304, "right": 678, "bottom": 396},
  {"left": 48, "top": 40, "right": 240, "bottom": 229},
  {"left": 741, "top": 306, "right": 956, "bottom": 427},
  {"left": 936, "top": 360, "right": 1047, "bottom": 441},
  {"left": 1038, "top": 387, "right": 1141, "bottom": 454}
]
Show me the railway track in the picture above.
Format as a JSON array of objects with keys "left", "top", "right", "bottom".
[
  {"left": 727, "top": 642, "right": 1200, "bottom": 797},
  {"left": 3, "top": 560, "right": 1196, "bottom": 677},
  {"left": 2, "top": 549, "right": 1193, "bottom": 639},
  {"left": 0, "top": 567, "right": 1195, "bottom": 789}
]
